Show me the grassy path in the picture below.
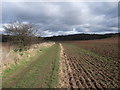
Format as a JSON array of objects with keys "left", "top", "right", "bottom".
[{"left": 3, "top": 43, "right": 60, "bottom": 88}]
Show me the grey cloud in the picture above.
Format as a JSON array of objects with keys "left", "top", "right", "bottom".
[
  {"left": 87, "top": 2, "right": 118, "bottom": 18},
  {"left": 2, "top": 2, "right": 118, "bottom": 36}
]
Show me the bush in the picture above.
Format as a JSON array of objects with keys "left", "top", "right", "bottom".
[{"left": 3, "top": 21, "right": 39, "bottom": 50}]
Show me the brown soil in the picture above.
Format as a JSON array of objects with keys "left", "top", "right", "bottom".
[
  {"left": 66, "top": 37, "right": 119, "bottom": 60},
  {"left": 59, "top": 43, "right": 119, "bottom": 88}
]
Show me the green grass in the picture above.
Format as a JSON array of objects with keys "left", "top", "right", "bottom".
[
  {"left": 3, "top": 43, "right": 60, "bottom": 88},
  {"left": 3, "top": 46, "right": 48, "bottom": 79},
  {"left": 48, "top": 44, "right": 60, "bottom": 87}
]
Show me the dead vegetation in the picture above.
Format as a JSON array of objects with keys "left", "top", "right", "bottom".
[
  {"left": 2, "top": 42, "right": 55, "bottom": 70},
  {"left": 3, "top": 21, "right": 39, "bottom": 50}
]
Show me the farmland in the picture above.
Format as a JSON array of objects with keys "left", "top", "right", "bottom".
[
  {"left": 59, "top": 37, "right": 119, "bottom": 88},
  {"left": 2, "top": 1, "right": 119, "bottom": 89},
  {"left": 2, "top": 37, "right": 119, "bottom": 88},
  {"left": 68, "top": 37, "right": 119, "bottom": 60}
]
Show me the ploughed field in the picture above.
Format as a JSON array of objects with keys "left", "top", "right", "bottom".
[
  {"left": 60, "top": 37, "right": 119, "bottom": 88},
  {"left": 2, "top": 37, "right": 119, "bottom": 88},
  {"left": 69, "top": 37, "right": 119, "bottom": 60}
]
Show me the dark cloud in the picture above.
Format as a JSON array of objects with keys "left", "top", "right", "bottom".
[{"left": 2, "top": 2, "right": 118, "bottom": 36}]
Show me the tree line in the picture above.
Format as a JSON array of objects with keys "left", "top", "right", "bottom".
[{"left": 44, "top": 33, "right": 119, "bottom": 41}]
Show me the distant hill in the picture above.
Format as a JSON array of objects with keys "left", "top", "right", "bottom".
[
  {"left": 1, "top": 33, "right": 119, "bottom": 42},
  {"left": 44, "top": 33, "right": 119, "bottom": 41}
]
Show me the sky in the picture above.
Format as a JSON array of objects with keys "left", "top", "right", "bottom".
[{"left": 1, "top": 1, "right": 119, "bottom": 37}]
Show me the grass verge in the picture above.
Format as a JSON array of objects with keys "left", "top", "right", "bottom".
[
  {"left": 3, "top": 43, "right": 60, "bottom": 88},
  {"left": 3, "top": 46, "right": 50, "bottom": 85}
]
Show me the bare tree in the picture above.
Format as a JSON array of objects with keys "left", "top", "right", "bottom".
[{"left": 3, "top": 21, "right": 39, "bottom": 50}]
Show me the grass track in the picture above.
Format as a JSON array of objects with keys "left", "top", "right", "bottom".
[{"left": 3, "top": 43, "right": 60, "bottom": 88}]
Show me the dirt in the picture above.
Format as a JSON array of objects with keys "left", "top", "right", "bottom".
[
  {"left": 59, "top": 43, "right": 74, "bottom": 88},
  {"left": 2, "top": 37, "right": 119, "bottom": 88},
  {"left": 67, "top": 37, "right": 119, "bottom": 60},
  {"left": 59, "top": 43, "right": 119, "bottom": 88}
]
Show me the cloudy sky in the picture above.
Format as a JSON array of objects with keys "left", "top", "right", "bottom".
[{"left": 1, "top": 1, "right": 118, "bottom": 37}]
